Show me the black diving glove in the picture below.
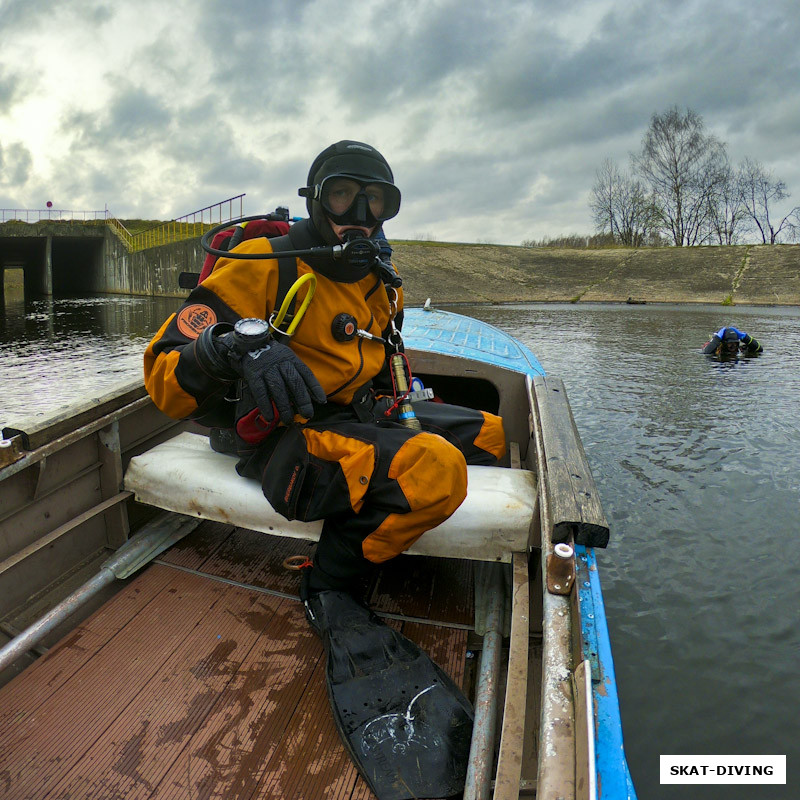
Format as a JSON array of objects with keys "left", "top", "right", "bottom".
[
  {"left": 194, "top": 322, "right": 326, "bottom": 425},
  {"left": 233, "top": 340, "right": 326, "bottom": 424}
]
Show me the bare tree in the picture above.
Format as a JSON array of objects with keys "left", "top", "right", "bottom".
[
  {"left": 633, "top": 106, "right": 727, "bottom": 246},
  {"left": 590, "top": 158, "right": 657, "bottom": 246},
  {"left": 739, "top": 158, "right": 800, "bottom": 243},
  {"left": 705, "top": 157, "right": 748, "bottom": 245}
]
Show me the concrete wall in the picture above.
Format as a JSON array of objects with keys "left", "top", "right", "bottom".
[
  {"left": 0, "top": 222, "right": 203, "bottom": 299},
  {"left": 101, "top": 230, "right": 205, "bottom": 297},
  {"left": 0, "top": 221, "right": 105, "bottom": 297}
]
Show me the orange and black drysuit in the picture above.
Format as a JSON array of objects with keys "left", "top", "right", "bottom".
[{"left": 144, "top": 229, "right": 506, "bottom": 592}]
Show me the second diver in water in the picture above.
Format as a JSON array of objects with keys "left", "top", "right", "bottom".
[{"left": 702, "top": 326, "right": 763, "bottom": 358}]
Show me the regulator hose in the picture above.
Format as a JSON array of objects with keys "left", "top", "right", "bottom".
[{"left": 200, "top": 216, "right": 393, "bottom": 279}]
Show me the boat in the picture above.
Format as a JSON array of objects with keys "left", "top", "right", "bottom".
[{"left": 0, "top": 305, "right": 637, "bottom": 799}]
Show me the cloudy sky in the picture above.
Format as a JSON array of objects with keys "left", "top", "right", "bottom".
[{"left": 0, "top": 0, "right": 798, "bottom": 245}]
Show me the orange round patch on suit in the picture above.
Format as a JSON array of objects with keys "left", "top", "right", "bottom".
[{"left": 176, "top": 304, "right": 218, "bottom": 339}]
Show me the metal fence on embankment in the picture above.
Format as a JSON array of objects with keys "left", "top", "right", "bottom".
[
  {"left": 121, "top": 195, "right": 245, "bottom": 252},
  {"left": 2, "top": 195, "right": 245, "bottom": 253},
  {"left": 1, "top": 208, "right": 108, "bottom": 223}
]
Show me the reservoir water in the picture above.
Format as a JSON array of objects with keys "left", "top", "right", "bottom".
[{"left": 2, "top": 292, "right": 799, "bottom": 798}]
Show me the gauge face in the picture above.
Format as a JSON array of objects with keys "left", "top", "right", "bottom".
[{"left": 234, "top": 318, "right": 270, "bottom": 338}]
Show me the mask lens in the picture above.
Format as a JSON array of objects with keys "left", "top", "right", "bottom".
[
  {"left": 364, "top": 184, "right": 385, "bottom": 219},
  {"left": 369, "top": 182, "right": 400, "bottom": 220},
  {"left": 322, "top": 178, "right": 361, "bottom": 216},
  {"left": 319, "top": 176, "right": 401, "bottom": 223}
]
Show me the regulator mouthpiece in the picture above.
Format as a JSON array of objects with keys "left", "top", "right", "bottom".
[{"left": 333, "top": 231, "right": 381, "bottom": 272}]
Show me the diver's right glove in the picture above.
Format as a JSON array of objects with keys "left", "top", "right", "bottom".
[
  {"left": 740, "top": 333, "right": 763, "bottom": 352},
  {"left": 194, "top": 322, "right": 326, "bottom": 425},
  {"left": 233, "top": 340, "right": 326, "bottom": 425}
]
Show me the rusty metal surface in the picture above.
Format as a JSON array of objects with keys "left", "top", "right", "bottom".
[
  {"left": 247, "top": 535, "right": 317, "bottom": 597},
  {"left": 0, "top": 537, "right": 472, "bottom": 800}
]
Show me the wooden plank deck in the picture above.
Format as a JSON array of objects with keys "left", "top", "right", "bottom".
[{"left": 0, "top": 521, "right": 472, "bottom": 799}]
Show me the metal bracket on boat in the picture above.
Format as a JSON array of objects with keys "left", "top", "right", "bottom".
[
  {"left": 574, "top": 545, "right": 602, "bottom": 683},
  {"left": 546, "top": 541, "right": 575, "bottom": 595},
  {"left": 0, "top": 436, "right": 25, "bottom": 469}
]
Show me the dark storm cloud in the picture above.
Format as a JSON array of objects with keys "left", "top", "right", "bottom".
[
  {"left": 331, "top": 2, "right": 509, "bottom": 107},
  {"left": 2, "top": 0, "right": 799, "bottom": 240},
  {"left": 0, "top": 0, "right": 113, "bottom": 29},
  {"left": 469, "top": 0, "right": 799, "bottom": 136},
  {"left": 103, "top": 85, "right": 173, "bottom": 142},
  {"left": 187, "top": 1, "right": 522, "bottom": 122},
  {"left": 59, "top": 82, "right": 173, "bottom": 156},
  {"left": 190, "top": 0, "right": 318, "bottom": 119},
  {"left": 0, "top": 141, "right": 33, "bottom": 186},
  {"left": 0, "top": 67, "right": 23, "bottom": 114}
]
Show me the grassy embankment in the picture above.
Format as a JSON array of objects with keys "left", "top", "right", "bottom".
[{"left": 388, "top": 240, "right": 800, "bottom": 307}]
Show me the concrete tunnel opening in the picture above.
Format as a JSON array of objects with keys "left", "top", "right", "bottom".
[
  {"left": 51, "top": 237, "right": 105, "bottom": 295},
  {"left": 1, "top": 234, "right": 105, "bottom": 302}
]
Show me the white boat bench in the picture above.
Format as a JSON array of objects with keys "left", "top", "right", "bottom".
[{"left": 124, "top": 432, "right": 537, "bottom": 563}]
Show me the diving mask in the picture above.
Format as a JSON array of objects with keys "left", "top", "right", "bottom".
[{"left": 299, "top": 175, "right": 401, "bottom": 227}]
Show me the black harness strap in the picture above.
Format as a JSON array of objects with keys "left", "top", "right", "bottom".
[
  {"left": 267, "top": 233, "right": 300, "bottom": 331},
  {"left": 267, "top": 218, "right": 326, "bottom": 331}
]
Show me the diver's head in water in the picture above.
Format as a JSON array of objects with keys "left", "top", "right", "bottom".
[{"left": 718, "top": 328, "right": 741, "bottom": 357}]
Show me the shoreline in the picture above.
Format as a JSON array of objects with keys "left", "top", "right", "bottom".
[
  {"left": 2, "top": 225, "right": 797, "bottom": 306},
  {"left": 404, "top": 298, "right": 800, "bottom": 308},
  {"left": 391, "top": 242, "right": 800, "bottom": 307}
]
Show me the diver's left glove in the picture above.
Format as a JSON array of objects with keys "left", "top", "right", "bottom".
[{"left": 194, "top": 322, "right": 326, "bottom": 425}]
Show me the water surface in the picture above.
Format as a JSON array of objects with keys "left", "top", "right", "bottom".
[
  {"left": 466, "top": 301, "right": 800, "bottom": 799},
  {"left": 2, "top": 294, "right": 799, "bottom": 797}
]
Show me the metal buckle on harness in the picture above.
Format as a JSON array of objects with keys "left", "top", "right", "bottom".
[{"left": 387, "top": 288, "right": 403, "bottom": 353}]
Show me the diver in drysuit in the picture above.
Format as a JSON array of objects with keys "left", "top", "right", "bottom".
[
  {"left": 702, "top": 326, "right": 763, "bottom": 357},
  {"left": 144, "top": 140, "right": 504, "bottom": 800}
]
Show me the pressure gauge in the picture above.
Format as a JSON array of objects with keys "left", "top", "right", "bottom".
[{"left": 233, "top": 317, "right": 271, "bottom": 352}]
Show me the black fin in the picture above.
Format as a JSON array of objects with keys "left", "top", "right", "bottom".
[{"left": 305, "top": 591, "right": 473, "bottom": 800}]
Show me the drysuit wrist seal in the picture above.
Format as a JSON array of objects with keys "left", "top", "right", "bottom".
[{"left": 194, "top": 322, "right": 237, "bottom": 381}]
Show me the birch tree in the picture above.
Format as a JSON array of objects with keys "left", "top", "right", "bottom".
[
  {"left": 705, "top": 158, "right": 748, "bottom": 245},
  {"left": 590, "top": 159, "right": 657, "bottom": 246},
  {"left": 633, "top": 107, "right": 727, "bottom": 246}
]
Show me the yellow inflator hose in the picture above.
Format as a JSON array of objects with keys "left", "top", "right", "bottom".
[{"left": 270, "top": 273, "right": 317, "bottom": 336}]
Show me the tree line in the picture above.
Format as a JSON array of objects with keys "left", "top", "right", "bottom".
[{"left": 587, "top": 106, "right": 800, "bottom": 247}]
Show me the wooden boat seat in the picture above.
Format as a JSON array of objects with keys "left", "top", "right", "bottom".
[{"left": 124, "top": 431, "right": 536, "bottom": 563}]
